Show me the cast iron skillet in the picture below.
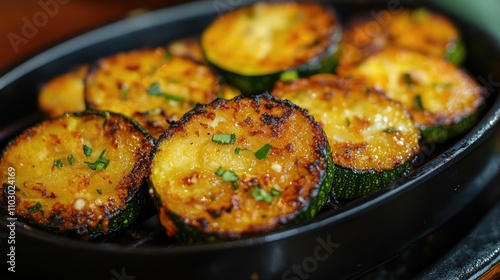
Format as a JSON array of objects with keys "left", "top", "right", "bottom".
[{"left": 0, "top": 0, "right": 499, "bottom": 279}]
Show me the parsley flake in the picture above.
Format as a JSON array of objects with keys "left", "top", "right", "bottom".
[
  {"left": 280, "top": 70, "right": 299, "bottom": 82},
  {"left": 67, "top": 154, "right": 74, "bottom": 165},
  {"left": 215, "top": 167, "right": 239, "bottom": 190},
  {"left": 235, "top": 147, "right": 249, "bottom": 154},
  {"left": 413, "top": 95, "right": 425, "bottom": 111},
  {"left": 85, "top": 150, "right": 110, "bottom": 171}
]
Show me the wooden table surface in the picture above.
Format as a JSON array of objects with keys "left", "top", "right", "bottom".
[{"left": 0, "top": 0, "right": 188, "bottom": 74}]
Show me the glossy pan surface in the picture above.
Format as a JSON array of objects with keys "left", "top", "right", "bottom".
[{"left": 0, "top": 0, "right": 499, "bottom": 279}]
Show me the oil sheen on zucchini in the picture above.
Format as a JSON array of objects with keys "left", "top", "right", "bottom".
[
  {"left": 346, "top": 48, "right": 486, "bottom": 142},
  {"left": 272, "top": 74, "right": 420, "bottom": 201},
  {"left": 0, "top": 111, "right": 154, "bottom": 239},
  {"left": 149, "top": 93, "right": 333, "bottom": 243},
  {"left": 38, "top": 65, "right": 87, "bottom": 118},
  {"left": 337, "top": 8, "right": 465, "bottom": 74},
  {"left": 85, "top": 47, "right": 220, "bottom": 139},
  {"left": 201, "top": 1, "right": 342, "bottom": 96}
]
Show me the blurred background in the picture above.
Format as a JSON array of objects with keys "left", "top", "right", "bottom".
[{"left": 0, "top": 0, "right": 499, "bottom": 74}]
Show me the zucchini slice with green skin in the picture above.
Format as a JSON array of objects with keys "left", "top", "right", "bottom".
[
  {"left": 201, "top": 1, "right": 342, "bottom": 96},
  {"left": 0, "top": 111, "right": 155, "bottom": 239},
  {"left": 272, "top": 74, "right": 420, "bottom": 201},
  {"left": 166, "top": 36, "right": 205, "bottom": 64},
  {"left": 148, "top": 93, "right": 333, "bottom": 243},
  {"left": 337, "top": 8, "right": 466, "bottom": 74},
  {"left": 85, "top": 47, "right": 221, "bottom": 139},
  {"left": 345, "top": 48, "right": 486, "bottom": 142},
  {"left": 38, "top": 65, "right": 88, "bottom": 118}
]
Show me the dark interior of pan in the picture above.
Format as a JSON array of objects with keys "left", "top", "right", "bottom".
[{"left": 0, "top": 0, "right": 499, "bottom": 279}]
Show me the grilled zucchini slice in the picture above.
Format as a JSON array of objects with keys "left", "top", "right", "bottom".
[
  {"left": 38, "top": 65, "right": 87, "bottom": 118},
  {"left": 85, "top": 47, "right": 220, "bottom": 139},
  {"left": 345, "top": 48, "right": 486, "bottom": 142},
  {"left": 337, "top": 8, "right": 465, "bottom": 74},
  {"left": 272, "top": 74, "right": 420, "bottom": 201},
  {"left": 149, "top": 93, "right": 333, "bottom": 243},
  {"left": 0, "top": 111, "right": 154, "bottom": 239},
  {"left": 201, "top": 1, "right": 342, "bottom": 95}
]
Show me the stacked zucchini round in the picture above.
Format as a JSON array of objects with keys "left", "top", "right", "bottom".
[{"left": 0, "top": 1, "right": 489, "bottom": 242}]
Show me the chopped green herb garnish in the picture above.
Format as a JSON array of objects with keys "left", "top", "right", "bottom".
[
  {"left": 411, "top": 8, "right": 430, "bottom": 23},
  {"left": 147, "top": 82, "right": 185, "bottom": 102},
  {"left": 83, "top": 144, "right": 92, "bottom": 157},
  {"left": 146, "top": 81, "right": 166, "bottom": 95},
  {"left": 280, "top": 70, "right": 299, "bottom": 82},
  {"left": 346, "top": 117, "right": 351, "bottom": 127},
  {"left": 254, "top": 144, "right": 272, "bottom": 160},
  {"left": 413, "top": 94, "right": 425, "bottom": 111},
  {"left": 96, "top": 189, "right": 102, "bottom": 195},
  {"left": 67, "top": 154, "right": 74, "bottom": 165},
  {"left": 403, "top": 73, "right": 413, "bottom": 86},
  {"left": 383, "top": 128, "right": 400, "bottom": 133},
  {"left": 235, "top": 147, "right": 249, "bottom": 154},
  {"left": 28, "top": 202, "right": 42, "bottom": 214},
  {"left": 85, "top": 150, "right": 110, "bottom": 171},
  {"left": 250, "top": 187, "right": 273, "bottom": 203},
  {"left": 212, "top": 133, "right": 236, "bottom": 145},
  {"left": 54, "top": 159, "right": 64, "bottom": 168},
  {"left": 270, "top": 187, "right": 283, "bottom": 197}
]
